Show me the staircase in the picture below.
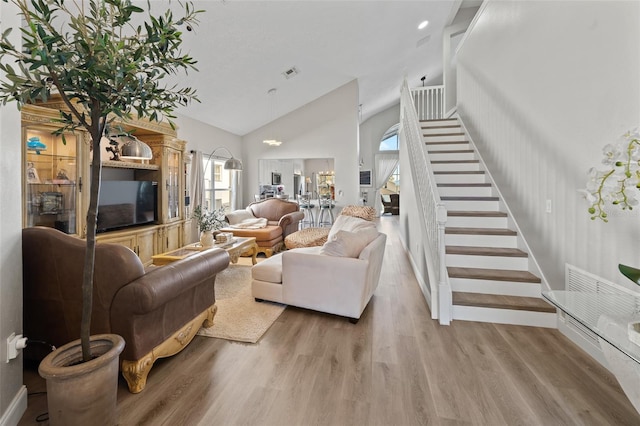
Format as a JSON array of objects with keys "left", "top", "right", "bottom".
[{"left": 422, "top": 118, "right": 556, "bottom": 328}]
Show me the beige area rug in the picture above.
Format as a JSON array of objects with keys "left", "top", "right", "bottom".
[{"left": 197, "top": 263, "right": 286, "bottom": 343}]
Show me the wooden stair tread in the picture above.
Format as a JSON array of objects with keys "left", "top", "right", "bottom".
[
  {"left": 445, "top": 227, "right": 517, "bottom": 236},
  {"left": 421, "top": 125, "right": 461, "bottom": 129},
  {"left": 433, "top": 170, "right": 485, "bottom": 175},
  {"left": 438, "top": 183, "right": 492, "bottom": 187},
  {"left": 428, "top": 149, "right": 474, "bottom": 154},
  {"left": 420, "top": 118, "right": 458, "bottom": 123},
  {"left": 452, "top": 292, "right": 555, "bottom": 313},
  {"left": 423, "top": 132, "right": 465, "bottom": 137},
  {"left": 441, "top": 196, "right": 498, "bottom": 201},
  {"left": 425, "top": 141, "right": 468, "bottom": 145},
  {"left": 446, "top": 246, "right": 528, "bottom": 257},
  {"left": 448, "top": 267, "right": 540, "bottom": 283},
  {"left": 431, "top": 160, "right": 479, "bottom": 164},
  {"left": 448, "top": 210, "right": 507, "bottom": 217}
]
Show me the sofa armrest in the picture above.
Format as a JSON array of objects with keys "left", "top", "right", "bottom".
[
  {"left": 114, "top": 248, "right": 230, "bottom": 314},
  {"left": 278, "top": 210, "right": 305, "bottom": 230}
]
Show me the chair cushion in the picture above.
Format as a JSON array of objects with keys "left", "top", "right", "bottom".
[
  {"left": 252, "top": 254, "right": 283, "bottom": 283},
  {"left": 220, "top": 225, "right": 282, "bottom": 242}
]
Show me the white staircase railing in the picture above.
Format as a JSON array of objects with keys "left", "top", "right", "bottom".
[
  {"left": 400, "top": 80, "right": 451, "bottom": 324},
  {"left": 412, "top": 85, "right": 444, "bottom": 121}
]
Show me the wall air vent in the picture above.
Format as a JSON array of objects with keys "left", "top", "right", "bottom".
[{"left": 282, "top": 66, "right": 300, "bottom": 80}]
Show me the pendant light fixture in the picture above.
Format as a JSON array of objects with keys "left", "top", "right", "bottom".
[{"left": 263, "top": 88, "right": 282, "bottom": 146}]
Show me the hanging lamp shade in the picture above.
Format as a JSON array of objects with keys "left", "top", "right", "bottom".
[
  {"left": 223, "top": 157, "right": 243, "bottom": 170},
  {"left": 120, "top": 136, "right": 153, "bottom": 160}
]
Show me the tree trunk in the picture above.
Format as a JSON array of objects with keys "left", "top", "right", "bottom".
[{"left": 80, "top": 106, "right": 105, "bottom": 362}]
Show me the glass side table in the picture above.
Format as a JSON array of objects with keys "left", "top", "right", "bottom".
[
  {"left": 543, "top": 291, "right": 640, "bottom": 363},
  {"left": 543, "top": 290, "right": 640, "bottom": 413}
]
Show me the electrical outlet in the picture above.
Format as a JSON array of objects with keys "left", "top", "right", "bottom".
[
  {"left": 6, "top": 333, "right": 28, "bottom": 363},
  {"left": 546, "top": 199, "right": 552, "bottom": 214}
]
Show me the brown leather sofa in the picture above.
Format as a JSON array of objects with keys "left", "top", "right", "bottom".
[
  {"left": 221, "top": 198, "right": 304, "bottom": 257},
  {"left": 22, "top": 226, "right": 229, "bottom": 393}
]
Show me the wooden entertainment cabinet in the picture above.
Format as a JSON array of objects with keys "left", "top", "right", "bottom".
[{"left": 21, "top": 100, "right": 193, "bottom": 266}]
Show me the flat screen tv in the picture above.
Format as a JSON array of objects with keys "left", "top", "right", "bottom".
[{"left": 97, "top": 180, "right": 158, "bottom": 233}]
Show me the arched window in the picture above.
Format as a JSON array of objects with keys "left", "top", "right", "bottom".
[
  {"left": 378, "top": 123, "right": 399, "bottom": 194},
  {"left": 379, "top": 123, "right": 399, "bottom": 151}
]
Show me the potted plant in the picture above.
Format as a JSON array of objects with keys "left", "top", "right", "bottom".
[
  {"left": 0, "top": 0, "right": 201, "bottom": 424},
  {"left": 193, "top": 205, "right": 228, "bottom": 247}
]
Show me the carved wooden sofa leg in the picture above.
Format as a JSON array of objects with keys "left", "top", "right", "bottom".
[{"left": 121, "top": 304, "right": 217, "bottom": 393}]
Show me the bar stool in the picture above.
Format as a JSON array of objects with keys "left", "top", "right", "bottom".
[
  {"left": 297, "top": 194, "right": 315, "bottom": 228},
  {"left": 317, "top": 196, "right": 334, "bottom": 227}
]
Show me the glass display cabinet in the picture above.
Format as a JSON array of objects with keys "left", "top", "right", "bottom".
[{"left": 22, "top": 123, "right": 86, "bottom": 235}]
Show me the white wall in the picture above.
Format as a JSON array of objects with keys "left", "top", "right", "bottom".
[
  {"left": 443, "top": 6, "right": 478, "bottom": 114},
  {"left": 241, "top": 80, "right": 360, "bottom": 210},
  {"left": 457, "top": 1, "right": 640, "bottom": 289},
  {"left": 0, "top": 2, "right": 28, "bottom": 423}
]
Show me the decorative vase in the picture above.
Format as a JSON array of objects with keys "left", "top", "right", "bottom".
[
  {"left": 38, "top": 334, "right": 125, "bottom": 426},
  {"left": 200, "top": 230, "right": 214, "bottom": 247}
]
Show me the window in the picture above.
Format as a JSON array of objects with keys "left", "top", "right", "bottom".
[
  {"left": 203, "top": 158, "right": 232, "bottom": 211},
  {"left": 379, "top": 123, "right": 399, "bottom": 151},
  {"left": 386, "top": 165, "right": 400, "bottom": 193},
  {"left": 380, "top": 134, "right": 398, "bottom": 151},
  {"left": 378, "top": 123, "right": 400, "bottom": 193}
]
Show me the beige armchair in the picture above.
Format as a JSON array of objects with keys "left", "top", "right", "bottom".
[
  {"left": 251, "top": 214, "right": 387, "bottom": 322},
  {"left": 221, "top": 198, "right": 304, "bottom": 257}
]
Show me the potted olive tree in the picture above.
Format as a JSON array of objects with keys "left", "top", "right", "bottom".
[{"left": 0, "top": 0, "right": 201, "bottom": 424}]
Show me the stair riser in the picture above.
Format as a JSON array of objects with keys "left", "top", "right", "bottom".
[
  {"left": 431, "top": 162, "right": 480, "bottom": 172},
  {"left": 438, "top": 186, "right": 493, "bottom": 197},
  {"left": 423, "top": 134, "right": 467, "bottom": 143},
  {"left": 445, "top": 234, "right": 517, "bottom": 248},
  {"left": 449, "top": 278, "right": 542, "bottom": 298},
  {"left": 425, "top": 142, "right": 470, "bottom": 151},
  {"left": 434, "top": 174, "right": 486, "bottom": 184},
  {"left": 451, "top": 306, "right": 556, "bottom": 328},
  {"left": 422, "top": 127, "right": 462, "bottom": 135},
  {"left": 446, "top": 216, "right": 508, "bottom": 228},
  {"left": 446, "top": 254, "right": 529, "bottom": 271},
  {"left": 442, "top": 200, "right": 500, "bottom": 211},
  {"left": 428, "top": 152, "right": 476, "bottom": 161}
]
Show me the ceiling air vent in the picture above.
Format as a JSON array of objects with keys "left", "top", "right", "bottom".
[
  {"left": 282, "top": 66, "right": 300, "bottom": 80},
  {"left": 416, "top": 35, "right": 431, "bottom": 48}
]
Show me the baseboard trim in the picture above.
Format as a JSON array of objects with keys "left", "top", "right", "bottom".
[
  {"left": 400, "top": 233, "right": 434, "bottom": 319},
  {"left": 0, "top": 385, "right": 27, "bottom": 426}
]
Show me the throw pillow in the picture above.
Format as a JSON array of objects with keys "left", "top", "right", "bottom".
[
  {"left": 327, "top": 214, "right": 376, "bottom": 241},
  {"left": 226, "top": 209, "right": 254, "bottom": 225},
  {"left": 320, "top": 228, "right": 379, "bottom": 258},
  {"left": 340, "top": 205, "right": 376, "bottom": 221}
]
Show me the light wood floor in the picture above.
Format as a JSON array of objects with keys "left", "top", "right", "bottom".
[{"left": 20, "top": 216, "right": 640, "bottom": 425}]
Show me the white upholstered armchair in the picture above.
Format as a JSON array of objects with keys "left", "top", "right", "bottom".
[{"left": 250, "top": 215, "right": 386, "bottom": 322}]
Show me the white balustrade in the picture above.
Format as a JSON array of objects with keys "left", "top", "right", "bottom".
[{"left": 400, "top": 80, "right": 451, "bottom": 324}]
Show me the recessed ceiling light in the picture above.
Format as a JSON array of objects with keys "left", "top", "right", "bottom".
[{"left": 418, "top": 20, "right": 429, "bottom": 30}]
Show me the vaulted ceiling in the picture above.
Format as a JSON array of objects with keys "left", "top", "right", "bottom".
[{"left": 167, "top": 1, "right": 472, "bottom": 135}]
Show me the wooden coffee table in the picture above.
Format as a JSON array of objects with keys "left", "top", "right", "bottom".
[{"left": 152, "top": 236, "right": 259, "bottom": 266}]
